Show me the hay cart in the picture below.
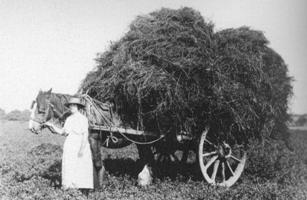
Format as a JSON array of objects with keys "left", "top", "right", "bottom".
[{"left": 85, "top": 96, "right": 247, "bottom": 187}]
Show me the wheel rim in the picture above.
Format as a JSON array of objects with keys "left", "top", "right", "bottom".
[{"left": 198, "top": 127, "right": 246, "bottom": 187}]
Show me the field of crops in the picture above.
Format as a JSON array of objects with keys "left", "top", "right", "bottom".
[{"left": 0, "top": 120, "right": 307, "bottom": 200}]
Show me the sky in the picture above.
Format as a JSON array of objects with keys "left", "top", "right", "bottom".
[{"left": 0, "top": 0, "right": 306, "bottom": 114}]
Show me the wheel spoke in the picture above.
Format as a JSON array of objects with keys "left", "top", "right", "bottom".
[
  {"left": 221, "top": 162, "right": 226, "bottom": 183},
  {"left": 205, "top": 155, "right": 218, "bottom": 169},
  {"left": 211, "top": 160, "right": 220, "bottom": 181},
  {"left": 230, "top": 155, "right": 241, "bottom": 163},
  {"left": 226, "top": 161, "right": 234, "bottom": 175},
  {"left": 203, "top": 151, "right": 217, "bottom": 157},
  {"left": 204, "top": 139, "right": 217, "bottom": 148}
]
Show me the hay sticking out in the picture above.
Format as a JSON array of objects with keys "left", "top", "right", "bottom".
[{"left": 79, "top": 7, "right": 292, "bottom": 142}]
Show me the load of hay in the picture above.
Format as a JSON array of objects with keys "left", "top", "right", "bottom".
[{"left": 79, "top": 7, "right": 292, "bottom": 142}]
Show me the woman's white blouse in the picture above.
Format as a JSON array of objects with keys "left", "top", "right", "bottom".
[{"left": 63, "top": 112, "right": 88, "bottom": 135}]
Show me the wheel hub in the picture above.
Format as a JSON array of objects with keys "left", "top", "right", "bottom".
[
  {"left": 217, "top": 143, "right": 231, "bottom": 158},
  {"left": 218, "top": 145, "right": 225, "bottom": 157}
]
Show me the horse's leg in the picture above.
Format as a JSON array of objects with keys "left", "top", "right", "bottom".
[
  {"left": 89, "top": 130, "right": 105, "bottom": 189},
  {"left": 136, "top": 144, "right": 154, "bottom": 186}
]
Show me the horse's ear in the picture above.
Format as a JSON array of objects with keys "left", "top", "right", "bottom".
[{"left": 47, "top": 88, "right": 52, "bottom": 94}]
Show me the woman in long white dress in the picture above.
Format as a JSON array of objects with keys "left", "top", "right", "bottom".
[{"left": 45, "top": 97, "right": 93, "bottom": 192}]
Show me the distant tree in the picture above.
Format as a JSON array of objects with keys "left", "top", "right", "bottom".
[
  {"left": 5, "top": 109, "right": 31, "bottom": 121},
  {"left": 5, "top": 110, "right": 22, "bottom": 121},
  {"left": 21, "top": 109, "right": 31, "bottom": 121},
  {"left": 0, "top": 108, "right": 5, "bottom": 119},
  {"left": 295, "top": 115, "right": 307, "bottom": 126}
]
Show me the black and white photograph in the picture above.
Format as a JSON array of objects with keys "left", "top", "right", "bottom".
[{"left": 0, "top": 0, "right": 306, "bottom": 199}]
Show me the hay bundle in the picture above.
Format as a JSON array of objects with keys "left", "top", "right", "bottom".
[{"left": 79, "top": 7, "right": 292, "bottom": 141}]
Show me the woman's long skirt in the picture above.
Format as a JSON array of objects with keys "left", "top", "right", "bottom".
[{"left": 62, "top": 134, "right": 93, "bottom": 189}]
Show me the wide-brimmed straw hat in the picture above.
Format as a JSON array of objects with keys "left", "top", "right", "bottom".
[{"left": 65, "top": 97, "right": 85, "bottom": 107}]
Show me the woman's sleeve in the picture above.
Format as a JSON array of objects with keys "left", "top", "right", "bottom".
[{"left": 63, "top": 117, "right": 71, "bottom": 134}]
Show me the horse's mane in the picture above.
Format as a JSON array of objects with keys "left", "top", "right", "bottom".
[
  {"left": 50, "top": 92, "right": 72, "bottom": 109},
  {"left": 47, "top": 92, "right": 73, "bottom": 123}
]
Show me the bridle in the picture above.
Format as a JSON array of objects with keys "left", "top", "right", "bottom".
[
  {"left": 30, "top": 99, "right": 66, "bottom": 125},
  {"left": 30, "top": 100, "right": 53, "bottom": 125}
]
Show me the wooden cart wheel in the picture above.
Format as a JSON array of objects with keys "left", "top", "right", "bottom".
[{"left": 198, "top": 127, "right": 246, "bottom": 187}]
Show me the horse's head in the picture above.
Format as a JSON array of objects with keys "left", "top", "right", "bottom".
[{"left": 29, "top": 88, "right": 53, "bottom": 134}]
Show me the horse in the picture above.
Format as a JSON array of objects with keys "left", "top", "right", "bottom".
[
  {"left": 28, "top": 88, "right": 154, "bottom": 187},
  {"left": 29, "top": 89, "right": 72, "bottom": 133}
]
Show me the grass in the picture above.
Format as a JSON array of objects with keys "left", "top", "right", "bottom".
[{"left": 0, "top": 120, "right": 306, "bottom": 200}]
